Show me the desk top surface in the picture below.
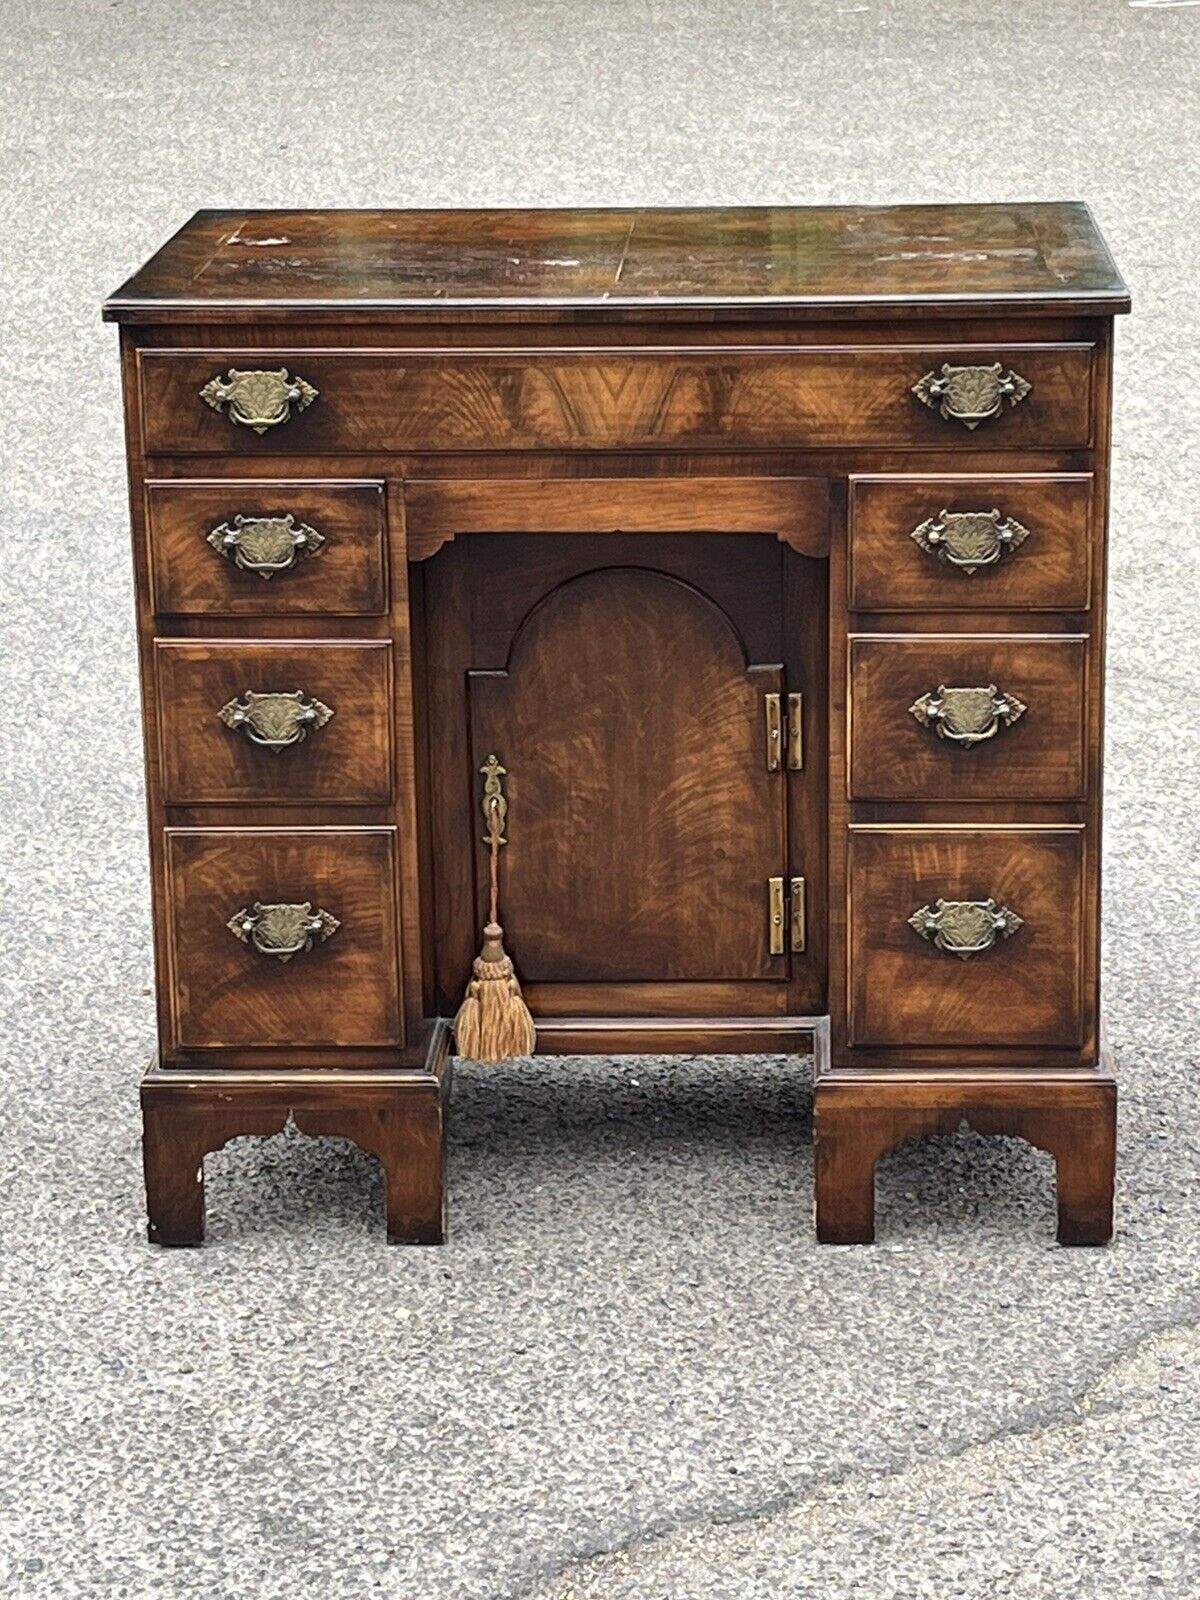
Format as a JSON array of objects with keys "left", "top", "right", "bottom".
[{"left": 104, "top": 203, "right": 1129, "bottom": 324}]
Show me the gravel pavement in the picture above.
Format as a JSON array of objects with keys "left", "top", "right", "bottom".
[{"left": 2, "top": 2, "right": 1198, "bottom": 1596}]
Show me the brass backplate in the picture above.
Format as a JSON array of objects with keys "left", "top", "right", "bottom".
[{"left": 480, "top": 754, "right": 508, "bottom": 844}]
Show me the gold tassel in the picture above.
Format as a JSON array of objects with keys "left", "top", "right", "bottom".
[
  {"left": 454, "top": 922, "right": 536, "bottom": 1062},
  {"left": 453, "top": 763, "right": 536, "bottom": 1063}
]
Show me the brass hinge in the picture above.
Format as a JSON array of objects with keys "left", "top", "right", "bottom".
[
  {"left": 764, "top": 692, "right": 782, "bottom": 772},
  {"left": 787, "top": 693, "right": 803, "bottom": 770},
  {"left": 768, "top": 876, "right": 785, "bottom": 955},
  {"left": 765, "top": 691, "right": 803, "bottom": 771},
  {"left": 768, "top": 876, "right": 806, "bottom": 955},
  {"left": 790, "top": 876, "right": 806, "bottom": 952}
]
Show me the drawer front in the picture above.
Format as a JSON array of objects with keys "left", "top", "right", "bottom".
[
  {"left": 165, "top": 828, "right": 401, "bottom": 1049},
  {"left": 139, "top": 345, "right": 1095, "bottom": 455},
  {"left": 155, "top": 640, "right": 393, "bottom": 805},
  {"left": 849, "top": 474, "right": 1093, "bottom": 612},
  {"left": 145, "top": 479, "right": 387, "bottom": 615},
  {"left": 849, "top": 635, "right": 1087, "bottom": 801},
  {"left": 848, "top": 828, "right": 1085, "bottom": 1049}
]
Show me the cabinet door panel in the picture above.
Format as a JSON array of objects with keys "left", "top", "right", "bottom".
[{"left": 468, "top": 567, "right": 786, "bottom": 983}]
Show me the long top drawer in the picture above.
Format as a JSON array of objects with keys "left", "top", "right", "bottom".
[{"left": 138, "top": 344, "right": 1096, "bottom": 454}]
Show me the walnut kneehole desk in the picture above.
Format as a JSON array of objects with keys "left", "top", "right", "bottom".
[{"left": 103, "top": 204, "right": 1128, "bottom": 1246}]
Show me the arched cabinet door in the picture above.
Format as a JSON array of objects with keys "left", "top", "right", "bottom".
[{"left": 467, "top": 566, "right": 787, "bottom": 985}]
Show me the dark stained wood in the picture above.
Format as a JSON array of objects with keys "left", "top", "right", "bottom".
[
  {"left": 108, "top": 205, "right": 1125, "bottom": 1245},
  {"left": 164, "top": 828, "right": 403, "bottom": 1050},
  {"left": 141, "top": 1023, "right": 450, "bottom": 1245},
  {"left": 125, "top": 313, "right": 1103, "bottom": 354},
  {"left": 103, "top": 204, "right": 1131, "bottom": 323},
  {"left": 814, "top": 1066, "right": 1116, "bottom": 1244},
  {"left": 145, "top": 478, "right": 388, "bottom": 616},
  {"left": 138, "top": 343, "right": 1096, "bottom": 455},
  {"left": 404, "top": 475, "right": 830, "bottom": 562},
  {"left": 848, "top": 473, "right": 1094, "bottom": 612},
  {"left": 847, "top": 827, "right": 1087, "bottom": 1049},
  {"left": 848, "top": 634, "right": 1088, "bottom": 801},
  {"left": 154, "top": 639, "right": 394, "bottom": 804}
]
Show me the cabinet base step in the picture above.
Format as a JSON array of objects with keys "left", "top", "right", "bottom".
[
  {"left": 140, "top": 1021, "right": 451, "bottom": 1247},
  {"left": 813, "top": 1060, "right": 1116, "bottom": 1246},
  {"left": 527, "top": 1013, "right": 831, "bottom": 1061}
]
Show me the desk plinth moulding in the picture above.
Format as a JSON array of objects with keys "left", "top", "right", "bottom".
[{"left": 103, "top": 204, "right": 1128, "bottom": 1245}]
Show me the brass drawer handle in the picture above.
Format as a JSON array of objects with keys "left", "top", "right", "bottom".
[
  {"left": 909, "top": 684, "right": 1025, "bottom": 748},
  {"left": 908, "top": 897, "right": 1023, "bottom": 959},
  {"left": 218, "top": 690, "right": 333, "bottom": 752},
  {"left": 227, "top": 901, "right": 340, "bottom": 962},
  {"left": 912, "top": 362, "right": 1031, "bottom": 430},
  {"left": 911, "top": 508, "right": 1029, "bottom": 574},
  {"left": 207, "top": 513, "right": 326, "bottom": 577},
  {"left": 199, "top": 367, "right": 318, "bottom": 434}
]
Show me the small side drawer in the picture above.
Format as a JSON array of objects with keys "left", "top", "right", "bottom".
[
  {"left": 164, "top": 828, "right": 402, "bottom": 1050},
  {"left": 145, "top": 479, "right": 388, "bottom": 616},
  {"left": 848, "top": 475, "right": 1093, "bottom": 612},
  {"left": 848, "top": 634, "right": 1087, "bottom": 801},
  {"left": 848, "top": 827, "right": 1085, "bottom": 1049},
  {"left": 155, "top": 640, "right": 394, "bottom": 805}
]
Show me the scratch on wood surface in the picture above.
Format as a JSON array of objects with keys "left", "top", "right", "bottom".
[
  {"left": 876, "top": 248, "right": 1037, "bottom": 263},
  {"left": 193, "top": 221, "right": 242, "bottom": 282},
  {"left": 613, "top": 213, "right": 639, "bottom": 286}
]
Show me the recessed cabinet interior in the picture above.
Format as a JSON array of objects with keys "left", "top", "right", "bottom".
[{"left": 419, "top": 525, "right": 826, "bottom": 1015}]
